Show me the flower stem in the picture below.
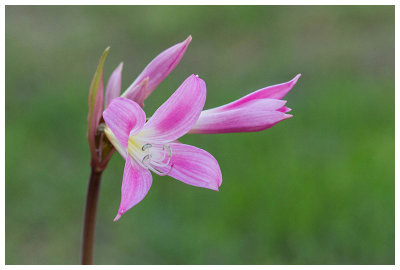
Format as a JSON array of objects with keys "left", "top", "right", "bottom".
[{"left": 81, "top": 167, "right": 103, "bottom": 264}]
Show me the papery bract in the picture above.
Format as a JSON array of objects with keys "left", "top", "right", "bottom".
[{"left": 87, "top": 47, "right": 109, "bottom": 166}]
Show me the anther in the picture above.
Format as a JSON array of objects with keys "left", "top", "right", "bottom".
[
  {"left": 142, "top": 143, "right": 152, "bottom": 151},
  {"left": 142, "top": 155, "right": 151, "bottom": 167}
]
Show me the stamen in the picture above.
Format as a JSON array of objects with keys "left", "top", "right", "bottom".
[
  {"left": 163, "top": 144, "right": 172, "bottom": 164},
  {"left": 142, "top": 154, "right": 151, "bottom": 167},
  {"left": 150, "top": 159, "right": 170, "bottom": 168},
  {"left": 142, "top": 143, "right": 152, "bottom": 151},
  {"left": 139, "top": 142, "right": 173, "bottom": 176},
  {"left": 147, "top": 164, "right": 174, "bottom": 176}
]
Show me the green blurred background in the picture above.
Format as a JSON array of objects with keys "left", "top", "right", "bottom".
[{"left": 5, "top": 6, "right": 394, "bottom": 265}]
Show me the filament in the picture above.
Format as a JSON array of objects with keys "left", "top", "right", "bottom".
[{"left": 140, "top": 143, "right": 173, "bottom": 176}]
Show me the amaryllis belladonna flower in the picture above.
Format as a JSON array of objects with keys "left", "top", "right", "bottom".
[
  {"left": 87, "top": 36, "right": 192, "bottom": 170},
  {"left": 103, "top": 75, "right": 222, "bottom": 221},
  {"left": 190, "top": 74, "right": 301, "bottom": 134},
  {"left": 83, "top": 36, "right": 300, "bottom": 265}
]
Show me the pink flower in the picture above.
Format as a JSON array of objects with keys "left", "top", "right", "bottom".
[
  {"left": 103, "top": 75, "right": 222, "bottom": 221},
  {"left": 190, "top": 74, "right": 301, "bottom": 134},
  {"left": 104, "top": 36, "right": 192, "bottom": 108}
]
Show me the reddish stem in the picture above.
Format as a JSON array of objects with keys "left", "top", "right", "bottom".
[{"left": 81, "top": 167, "right": 103, "bottom": 264}]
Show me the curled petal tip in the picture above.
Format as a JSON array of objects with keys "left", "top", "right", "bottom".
[
  {"left": 191, "top": 73, "right": 199, "bottom": 79},
  {"left": 185, "top": 35, "right": 192, "bottom": 43},
  {"left": 285, "top": 114, "right": 294, "bottom": 119},
  {"left": 113, "top": 212, "right": 123, "bottom": 222},
  {"left": 292, "top": 74, "right": 302, "bottom": 83},
  {"left": 190, "top": 73, "right": 204, "bottom": 83}
]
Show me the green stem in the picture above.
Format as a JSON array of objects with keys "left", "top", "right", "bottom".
[{"left": 81, "top": 167, "right": 103, "bottom": 264}]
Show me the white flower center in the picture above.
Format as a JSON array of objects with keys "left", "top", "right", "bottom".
[
  {"left": 104, "top": 126, "right": 174, "bottom": 176},
  {"left": 128, "top": 137, "right": 173, "bottom": 176}
]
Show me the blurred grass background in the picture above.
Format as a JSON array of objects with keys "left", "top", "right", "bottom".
[{"left": 5, "top": 6, "right": 394, "bottom": 264}]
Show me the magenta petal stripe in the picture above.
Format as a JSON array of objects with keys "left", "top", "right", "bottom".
[{"left": 138, "top": 74, "right": 206, "bottom": 142}]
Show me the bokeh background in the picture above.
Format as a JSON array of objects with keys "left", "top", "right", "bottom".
[{"left": 5, "top": 6, "right": 394, "bottom": 264}]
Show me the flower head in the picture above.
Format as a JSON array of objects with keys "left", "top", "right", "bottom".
[
  {"left": 87, "top": 37, "right": 300, "bottom": 223},
  {"left": 103, "top": 75, "right": 222, "bottom": 221}
]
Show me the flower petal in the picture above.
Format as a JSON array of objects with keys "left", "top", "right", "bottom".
[
  {"left": 122, "top": 36, "right": 192, "bottom": 103},
  {"left": 114, "top": 158, "right": 153, "bottom": 221},
  {"left": 103, "top": 126, "right": 127, "bottom": 159},
  {"left": 105, "top": 62, "right": 123, "bottom": 108},
  {"left": 138, "top": 74, "right": 206, "bottom": 142},
  {"left": 103, "top": 97, "right": 146, "bottom": 148},
  {"left": 209, "top": 74, "right": 301, "bottom": 113},
  {"left": 190, "top": 99, "right": 292, "bottom": 134},
  {"left": 153, "top": 143, "right": 222, "bottom": 191},
  {"left": 277, "top": 106, "right": 292, "bottom": 113},
  {"left": 122, "top": 77, "right": 149, "bottom": 108}
]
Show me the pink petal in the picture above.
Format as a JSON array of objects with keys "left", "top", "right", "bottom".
[
  {"left": 138, "top": 74, "right": 206, "bottom": 142},
  {"left": 105, "top": 62, "right": 123, "bottom": 108},
  {"left": 122, "top": 36, "right": 192, "bottom": 103},
  {"left": 209, "top": 74, "right": 301, "bottom": 112},
  {"left": 190, "top": 99, "right": 292, "bottom": 134},
  {"left": 122, "top": 77, "right": 149, "bottom": 108},
  {"left": 114, "top": 157, "right": 152, "bottom": 221},
  {"left": 153, "top": 143, "right": 222, "bottom": 191},
  {"left": 103, "top": 97, "right": 146, "bottom": 148}
]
